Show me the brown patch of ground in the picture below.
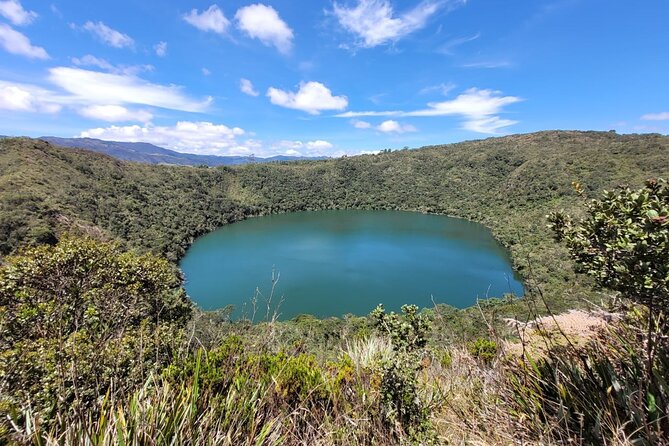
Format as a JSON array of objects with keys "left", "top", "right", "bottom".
[{"left": 504, "top": 309, "right": 618, "bottom": 356}]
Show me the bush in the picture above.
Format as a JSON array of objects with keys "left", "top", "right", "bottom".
[
  {"left": 0, "top": 236, "right": 192, "bottom": 430},
  {"left": 371, "top": 304, "right": 434, "bottom": 443},
  {"left": 467, "top": 338, "right": 498, "bottom": 365}
]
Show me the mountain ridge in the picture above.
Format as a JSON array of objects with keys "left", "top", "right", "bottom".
[{"left": 38, "top": 136, "right": 328, "bottom": 166}]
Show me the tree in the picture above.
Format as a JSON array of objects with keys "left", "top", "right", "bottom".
[
  {"left": 548, "top": 179, "right": 669, "bottom": 315},
  {"left": 0, "top": 235, "right": 192, "bottom": 421}
]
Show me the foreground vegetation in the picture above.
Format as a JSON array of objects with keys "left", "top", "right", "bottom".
[{"left": 1, "top": 131, "right": 669, "bottom": 444}]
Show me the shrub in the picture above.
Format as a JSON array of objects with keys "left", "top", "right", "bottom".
[
  {"left": 246, "top": 351, "right": 328, "bottom": 407},
  {"left": 0, "top": 236, "right": 192, "bottom": 430},
  {"left": 467, "top": 338, "right": 498, "bottom": 365},
  {"left": 370, "top": 304, "right": 434, "bottom": 443}
]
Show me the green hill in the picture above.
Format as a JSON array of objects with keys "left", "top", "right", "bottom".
[
  {"left": 2, "top": 130, "right": 668, "bottom": 312},
  {"left": 2, "top": 130, "right": 669, "bottom": 445}
]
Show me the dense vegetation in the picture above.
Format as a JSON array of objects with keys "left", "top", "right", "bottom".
[
  {"left": 1, "top": 131, "right": 669, "bottom": 444},
  {"left": 2, "top": 131, "right": 668, "bottom": 313}
]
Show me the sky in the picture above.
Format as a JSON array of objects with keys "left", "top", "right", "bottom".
[{"left": 0, "top": 0, "right": 667, "bottom": 158}]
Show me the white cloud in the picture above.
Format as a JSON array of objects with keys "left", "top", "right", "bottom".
[
  {"left": 462, "top": 60, "right": 512, "bottom": 69},
  {"left": 240, "top": 78, "right": 259, "bottom": 96},
  {"left": 437, "top": 33, "right": 479, "bottom": 55},
  {"left": 235, "top": 4, "right": 293, "bottom": 54},
  {"left": 82, "top": 21, "right": 134, "bottom": 49},
  {"left": 403, "top": 88, "right": 521, "bottom": 117},
  {"left": 641, "top": 112, "right": 669, "bottom": 121},
  {"left": 48, "top": 67, "right": 212, "bottom": 112},
  {"left": 202, "top": 67, "right": 211, "bottom": 76},
  {"left": 154, "top": 41, "right": 167, "bottom": 57},
  {"left": 0, "top": 81, "right": 61, "bottom": 113},
  {"left": 306, "top": 140, "right": 333, "bottom": 150},
  {"left": 183, "top": 5, "right": 230, "bottom": 34},
  {"left": 463, "top": 116, "right": 517, "bottom": 133},
  {"left": 0, "top": 0, "right": 37, "bottom": 26},
  {"left": 337, "top": 110, "right": 398, "bottom": 118},
  {"left": 419, "top": 82, "right": 455, "bottom": 96},
  {"left": 333, "top": 0, "right": 454, "bottom": 48},
  {"left": 274, "top": 139, "right": 334, "bottom": 155},
  {"left": 377, "top": 120, "right": 416, "bottom": 133},
  {"left": 79, "top": 105, "right": 153, "bottom": 123},
  {"left": 71, "top": 54, "right": 153, "bottom": 76},
  {"left": 267, "top": 81, "right": 348, "bottom": 115},
  {"left": 352, "top": 119, "right": 372, "bottom": 129},
  {"left": 72, "top": 54, "right": 114, "bottom": 71},
  {"left": 0, "top": 23, "right": 48, "bottom": 59},
  {"left": 338, "top": 88, "right": 521, "bottom": 134},
  {"left": 79, "top": 121, "right": 247, "bottom": 156}
]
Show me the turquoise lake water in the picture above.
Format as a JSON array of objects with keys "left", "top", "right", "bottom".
[{"left": 180, "top": 210, "right": 524, "bottom": 320}]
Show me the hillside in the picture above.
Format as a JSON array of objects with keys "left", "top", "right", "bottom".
[
  {"left": 2, "top": 130, "right": 669, "bottom": 445},
  {"left": 1, "top": 130, "right": 668, "bottom": 314},
  {"left": 39, "top": 136, "right": 327, "bottom": 166}
]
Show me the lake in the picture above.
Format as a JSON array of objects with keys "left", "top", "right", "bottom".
[{"left": 180, "top": 210, "right": 524, "bottom": 320}]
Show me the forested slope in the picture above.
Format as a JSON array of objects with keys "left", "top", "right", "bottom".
[{"left": 1, "top": 130, "right": 668, "bottom": 311}]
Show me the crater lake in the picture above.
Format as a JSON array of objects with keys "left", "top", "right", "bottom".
[{"left": 180, "top": 210, "right": 524, "bottom": 320}]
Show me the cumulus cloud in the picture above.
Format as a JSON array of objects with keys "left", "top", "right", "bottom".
[
  {"left": 274, "top": 139, "right": 334, "bottom": 155},
  {"left": 333, "top": 0, "right": 455, "bottom": 48},
  {"left": 82, "top": 21, "right": 134, "bottom": 49},
  {"left": 48, "top": 67, "right": 212, "bottom": 112},
  {"left": 183, "top": 5, "right": 230, "bottom": 34},
  {"left": 0, "top": 81, "right": 61, "bottom": 113},
  {"left": 337, "top": 88, "right": 521, "bottom": 134},
  {"left": 641, "top": 112, "right": 669, "bottom": 121},
  {"left": 71, "top": 54, "right": 153, "bottom": 76},
  {"left": 0, "top": 23, "right": 48, "bottom": 59},
  {"left": 377, "top": 120, "right": 416, "bottom": 133},
  {"left": 79, "top": 105, "right": 153, "bottom": 123},
  {"left": 240, "top": 78, "right": 259, "bottom": 96},
  {"left": 202, "top": 68, "right": 211, "bottom": 76},
  {"left": 352, "top": 119, "right": 372, "bottom": 129},
  {"left": 235, "top": 4, "right": 293, "bottom": 54},
  {"left": 0, "top": 0, "right": 37, "bottom": 26},
  {"left": 267, "top": 81, "right": 348, "bottom": 115},
  {"left": 80, "top": 121, "right": 247, "bottom": 155},
  {"left": 154, "top": 41, "right": 167, "bottom": 57}
]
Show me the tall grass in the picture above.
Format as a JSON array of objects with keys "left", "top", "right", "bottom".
[{"left": 505, "top": 311, "right": 669, "bottom": 445}]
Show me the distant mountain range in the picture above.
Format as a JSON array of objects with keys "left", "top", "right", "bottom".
[{"left": 36, "top": 137, "right": 328, "bottom": 166}]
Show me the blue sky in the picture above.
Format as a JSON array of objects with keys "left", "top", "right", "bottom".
[{"left": 0, "top": 0, "right": 667, "bottom": 157}]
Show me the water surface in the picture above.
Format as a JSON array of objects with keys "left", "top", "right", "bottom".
[{"left": 180, "top": 210, "right": 523, "bottom": 319}]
